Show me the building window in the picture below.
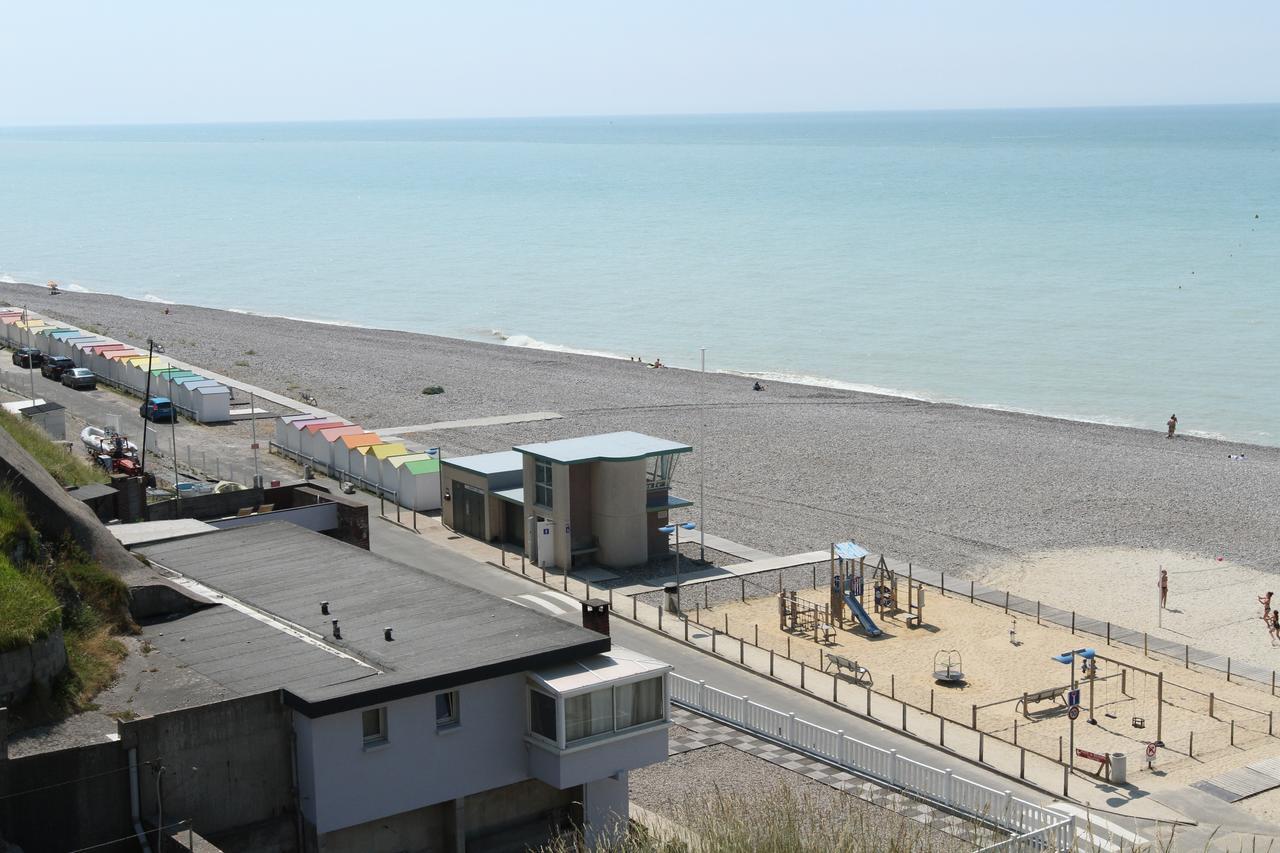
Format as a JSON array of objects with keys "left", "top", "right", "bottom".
[
  {"left": 361, "top": 707, "right": 387, "bottom": 746},
  {"left": 529, "top": 689, "right": 557, "bottom": 741},
  {"left": 561, "top": 676, "right": 666, "bottom": 744},
  {"left": 435, "top": 691, "right": 459, "bottom": 729},
  {"left": 646, "top": 454, "right": 679, "bottom": 490},
  {"left": 534, "top": 460, "right": 553, "bottom": 508}
]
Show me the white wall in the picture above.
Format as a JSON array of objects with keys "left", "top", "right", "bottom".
[
  {"left": 301, "top": 674, "right": 531, "bottom": 835},
  {"left": 584, "top": 774, "right": 628, "bottom": 849}
]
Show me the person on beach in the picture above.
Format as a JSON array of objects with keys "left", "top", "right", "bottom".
[
  {"left": 1269, "top": 609, "right": 1280, "bottom": 646},
  {"left": 1158, "top": 568, "right": 1168, "bottom": 609},
  {"left": 651, "top": 358, "right": 664, "bottom": 369},
  {"left": 752, "top": 381, "right": 766, "bottom": 391},
  {"left": 1166, "top": 414, "right": 1177, "bottom": 438},
  {"left": 1260, "top": 591, "right": 1273, "bottom": 619}
]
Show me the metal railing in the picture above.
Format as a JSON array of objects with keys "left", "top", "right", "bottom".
[{"left": 670, "top": 673, "right": 1075, "bottom": 850}]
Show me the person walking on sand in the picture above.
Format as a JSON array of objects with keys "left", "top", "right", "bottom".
[
  {"left": 1158, "top": 567, "right": 1168, "bottom": 609},
  {"left": 1166, "top": 414, "right": 1177, "bottom": 438},
  {"left": 1260, "top": 591, "right": 1273, "bottom": 619},
  {"left": 1269, "top": 609, "right": 1280, "bottom": 646}
]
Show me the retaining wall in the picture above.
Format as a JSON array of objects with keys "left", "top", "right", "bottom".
[{"left": 0, "top": 626, "right": 68, "bottom": 706}]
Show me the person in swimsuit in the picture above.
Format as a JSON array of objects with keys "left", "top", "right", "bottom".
[
  {"left": 1167, "top": 414, "right": 1178, "bottom": 438},
  {"left": 1260, "top": 591, "right": 1273, "bottom": 620},
  {"left": 1158, "top": 568, "right": 1168, "bottom": 609}
]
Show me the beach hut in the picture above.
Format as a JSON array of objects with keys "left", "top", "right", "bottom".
[
  {"left": 384, "top": 453, "right": 441, "bottom": 511},
  {"left": 308, "top": 425, "right": 365, "bottom": 469},
  {"left": 361, "top": 443, "right": 409, "bottom": 490},
  {"left": 282, "top": 418, "right": 330, "bottom": 455},
  {"left": 97, "top": 349, "right": 142, "bottom": 385},
  {"left": 339, "top": 433, "right": 383, "bottom": 478},
  {"left": 275, "top": 414, "right": 320, "bottom": 449},
  {"left": 63, "top": 337, "right": 110, "bottom": 364},
  {"left": 289, "top": 419, "right": 349, "bottom": 459},
  {"left": 190, "top": 383, "right": 231, "bottom": 423}
]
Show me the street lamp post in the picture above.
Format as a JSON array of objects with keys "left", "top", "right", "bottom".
[
  {"left": 1052, "top": 647, "right": 1095, "bottom": 775},
  {"left": 699, "top": 346, "right": 706, "bottom": 561},
  {"left": 659, "top": 521, "right": 696, "bottom": 610}
]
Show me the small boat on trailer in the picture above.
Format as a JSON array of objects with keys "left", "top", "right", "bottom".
[{"left": 81, "top": 425, "right": 139, "bottom": 457}]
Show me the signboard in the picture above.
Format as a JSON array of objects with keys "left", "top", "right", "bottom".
[
  {"left": 1067, "top": 705, "right": 1080, "bottom": 721},
  {"left": 1067, "top": 689, "right": 1081, "bottom": 707},
  {"left": 1146, "top": 743, "right": 1158, "bottom": 758},
  {"left": 1075, "top": 748, "right": 1108, "bottom": 764}
]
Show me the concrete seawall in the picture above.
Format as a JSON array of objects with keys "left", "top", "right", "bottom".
[{"left": 0, "top": 626, "right": 68, "bottom": 707}]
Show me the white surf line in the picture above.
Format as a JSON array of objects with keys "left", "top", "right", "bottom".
[
  {"left": 149, "top": 562, "right": 379, "bottom": 671},
  {"left": 1049, "top": 803, "right": 1146, "bottom": 846},
  {"left": 517, "top": 594, "right": 566, "bottom": 615},
  {"left": 374, "top": 411, "right": 562, "bottom": 436}
]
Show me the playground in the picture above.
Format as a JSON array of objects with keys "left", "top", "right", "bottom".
[{"left": 697, "top": 549, "right": 1280, "bottom": 808}]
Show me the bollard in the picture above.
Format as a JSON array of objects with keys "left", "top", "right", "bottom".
[
  {"left": 867, "top": 686, "right": 872, "bottom": 716},
  {"left": 741, "top": 578, "right": 745, "bottom": 602},
  {"left": 979, "top": 732, "right": 985, "bottom": 762},
  {"left": 1186, "top": 645, "right": 1190, "bottom": 668},
  {"left": 930, "top": 689, "right": 935, "bottom": 714},
  {"left": 542, "top": 566, "right": 547, "bottom": 584},
  {"left": 521, "top": 551, "right": 526, "bottom": 574},
  {"left": 1270, "top": 711, "right": 1274, "bottom": 737},
  {"left": 712, "top": 629, "right": 717, "bottom": 654},
  {"left": 1014, "top": 720, "right": 1018, "bottom": 745},
  {"left": 833, "top": 678, "right": 838, "bottom": 702},
  {"left": 1063, "top": 765, "right": 1069, "bottom": 796},
  {"left": 684, "top": 617, "right": 689, "bottom": 642},
  {"left": 1058, "top": 736, "right": 1062, "bottom": 762},
  {"left": 1189, "top": 731, "right": 1194, "bottom": 757},
  {"left": 1020, "top": 748, "right": 1026, "bottom": 779},
  {"left": 609, "top": 588, "right": 614, "bottom": 608},
  {"left": 1037, "top": 601, "right": 1040, "bottom": 625},
  {"left": 633, "top": 597, "right": 637, "bottom": 619},
  {"left": 1273, "top": 671, "right": 1276, "bottom": 696},
  {"left": 755, "top": 624, "right": 759, "bottom": 646},
  {"left": 704, "top": 585, "right": 709, "bottom": 608},
  {"left": 939, "top": 716, "right": 945, "bottom": 746},
  {"left": 941, "top": 572, "right": 945, "bottom": 596},
  {"left": 970, "top": 580, "right": 975, "bottom": 603},
  {"left": 658, "top": 606, "right": 663, "bottom": 630},
  {"left": 1144, "top": 633, "right": 1148, "bottom": 656},
  {"left": 971, "top": 704, "right": 977, "bottom": 729},
  {"left": 1209, "top": 692, "right": 1215, "bottom": 718},
  {"left": 1071, "top": 611, "right": 1075, "bottom": 635},
  {"left": 787, "top": 636, "right": 791, "bottom": 659},
  {"left": 770, "top": 649, "right": 775, "bottom": 676},
  {"left": 696, "top": 604, "right": 700, "bottom": 624},
  {"left": 801, "top": 660, "right": 806, "bottom": 689},
  {"left": 739, "top": 640, "right": 744, "bottom": 664},
  {"left": 501, "top": 547, "right": 506, "bottom": 567},
  {"left": 1106, "top": 622, "right": 1111, "bottom": 645},
  {"left": 812, "top": 564, "right": 817, "bottom": 589},
  {"left": 1004, "top": 591, "right": 1009, "bottom": 613},
  {"left": 902, "top": 704, "right": 907, "bottom": 731},
  {"left": 891, "top": 674, "right": 895, "bottom": 699},
  {"left": 1227, "top": 658, "right": 1232, "bottom": 682},
  {"left": 724, "top": 613, "right": 729, "bottom": 634},
  {"left": 1231, "top": 719, "right": 1236, "bottom": 747}
]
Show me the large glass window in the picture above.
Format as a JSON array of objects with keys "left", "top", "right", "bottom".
[
  {"left": 560, "top": 677, "right": 666, "bottom": 744},
  {"left": 565, "top": 689, "right": 614, "bottom": 742},
  {"left": 529, "top": 689, "right": 557, "bottom": 741},
  {"left": 534, "top": 460, "right": 553, "bottom": 508},
  {"left": 646, "top": 454, "right": 680, "bottom": 490},
  {"left": 615, "top": 677, "right": 664, "bottom": 729}
]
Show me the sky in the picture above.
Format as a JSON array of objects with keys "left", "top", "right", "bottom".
[{"left": 3, "top": 1, "right": 1277, "bottom": 126}]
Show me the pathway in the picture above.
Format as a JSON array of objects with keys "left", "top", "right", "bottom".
[{"left": 373, "top": 411, "right": 561, "bottom": 435}]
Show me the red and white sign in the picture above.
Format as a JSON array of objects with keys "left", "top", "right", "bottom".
[{"left": 1146, "top": 743, "right": 1158, "bottom": 758}]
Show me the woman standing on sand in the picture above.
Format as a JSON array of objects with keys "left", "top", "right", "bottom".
[
  {"left": 1167, "top": 414, "right": 1178, "bottom": 438},
  {"left": 1260, "top": 591, "right": 1273, "bottom": 619}
]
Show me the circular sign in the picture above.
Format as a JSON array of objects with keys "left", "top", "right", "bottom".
[
  {"left": 1067, "top": 705, "right": 1080, "bottom": 721},
  {"left": 1146, "top": 743, "right": 1157, "bottom": 758}
]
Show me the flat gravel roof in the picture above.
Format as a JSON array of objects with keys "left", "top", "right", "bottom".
[{"left": 138, "top": 523, "right": 609, "bottom": 716}]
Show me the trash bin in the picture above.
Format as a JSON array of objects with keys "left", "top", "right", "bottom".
[
  {"left": 303, "top": 464, "right": 314, "bottom": 480},
  {"left": 664, "top": 582, "right": 680, "bottom": 614},
  {"left": 1109, "top": 752, "right": 1127, "bottom": 784}
]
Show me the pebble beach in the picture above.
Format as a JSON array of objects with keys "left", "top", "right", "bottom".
[{"left": 5, "top": 282, "right": 1277, "bottom": 583}]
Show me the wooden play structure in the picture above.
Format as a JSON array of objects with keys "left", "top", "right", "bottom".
[
  {"left": 828, "top": 541, "right": 924, "bottom": 636},
  {"left": 778, "top": 590, "right": 836, "bottom": 643}
]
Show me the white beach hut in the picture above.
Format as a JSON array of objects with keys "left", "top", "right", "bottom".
[
  {"left": 275, "top": 415, "right": 318, "bottom": 449},
  {"left": 190, "top": 383, "right": 231, "bottom": 423},
  {"left": 383, "top": 452, "right": 441, "bottom": 511},
  {"left": 308, "top": 425, "right": 365, "bottom": 470}
]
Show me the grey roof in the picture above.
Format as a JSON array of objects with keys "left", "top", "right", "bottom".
[
  {"left": 442, "top": 450, "right": 523, "bottom": 476},
  {"left": 494, "top": 487, "right": 524, "bottom": 504},
  {"left": 68, "top": 483, "right": 118, "bottom": 501},
  {"left": 136, "top": 523, "right": 608, "bottom": 716},
  {"left": 109, "top": 518, "right": 219, "bottom": 547},
  {"left": 514, "top": 431, "right": 691, "bottom": 464}
]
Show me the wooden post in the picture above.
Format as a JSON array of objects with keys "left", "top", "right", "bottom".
[
  {"left": 1189, "top": 731, "right": 1194, "bottom": 757},
  {"left": 1157, "top": 671, "right": 1164, "bottom": 742},
  {"left": 902, "top": 704, "right": 907, "bottom": 731},
  {"left": 1071, "top": 611, "right": 1075, "bottom": 635},
  {"left": 770, "top": 649, "right": 774, "bottom": 676},
  {"left": 754, "top": 624, "right": 759, "bottom": 646},
  {"left": 712, "top": 628, "right": 717, "bottom": 654},
  {"left": 970, "top": 580, "right": 974, "bottom": 603},
  {"left": 1106, "top": 622, "right": 1111, "bottom": 645},
  {"left": 1209, "top": 691, "right": 1215, "bottom": 718},
  {"left": 979, "top": 731, "right": 984, "bottom": 762},
  {"left": 800, "top": 660, "right": 806, "bottom": 690},
  {"left": 940, "top": 716, "right": 945, "bottom": 746},
  {"left": 891, "top": 673, "right": 895, "bottom": 699},
  {"left": 1004, "top": 591, "right": 1009, "bottom": 613},
  {"left": 971, "top": 704, "right": 977, "bottom": 729},
  {"left": 1037, "top": 601, "right": 1040, "bottom": 625},
  {"left": 1144, "top": 633, "right": 1148, "bottom": 656},
  {"left": 1020, "top": 748, "right": 1025, "bottom": 779},
  {"left": 740, "top": 578, "right": 745, "bottom": 602},
  {"left": 941, "top": 572, "right": 945, "bottom": 596},
  {"left": 930, "top": 689, "right": 935, "bottom": 714},
  {"left": 1227, "top": 658, "right": 1232, "bottom": 683},
  {"left": 1014, "top": 719, "right": 1018, "bottom": 745}
]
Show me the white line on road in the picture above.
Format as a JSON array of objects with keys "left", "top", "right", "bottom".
[{"left": 517, "top": 594, "right": 566, "bottom": 615}]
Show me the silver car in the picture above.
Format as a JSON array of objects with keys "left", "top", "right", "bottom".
[{"left": 60, "top": 367, "right": 97, "bottom": 390}]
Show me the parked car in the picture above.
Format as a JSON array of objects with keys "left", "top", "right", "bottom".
[
  {"left": 11, "top": 346, "right": 43, "bottom": 368},
  {"left": 139, "top": 396, "right": 176, "bottom": 423},
  {"left": 61, "top": 367, "right": 97, "bottom": 390},
  {"left": 40, "top": 355, "right": 75, "bottom": 380}
]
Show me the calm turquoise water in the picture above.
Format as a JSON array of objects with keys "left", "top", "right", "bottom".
[{"left": 1, "top": 107, "right": 1277, "bottom": 443}]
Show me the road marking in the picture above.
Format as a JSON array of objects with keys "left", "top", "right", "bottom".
[
  {"left": 518, "top": 594, "right": 565, "bottom": 615},
  {"left": 543, "top": 590, "right": 581, "bottom": 608}
]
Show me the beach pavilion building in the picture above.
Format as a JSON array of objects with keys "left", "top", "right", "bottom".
[{"left": 440, "top": 432, "right": 693, "bottom": 571}]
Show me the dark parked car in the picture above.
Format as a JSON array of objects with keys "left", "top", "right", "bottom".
[
  {"left": 61, "top": 367, "right": 97, "bottom": 390},
  {"left": 40, "top": 355, "right": 75, "bottom": 380},
  {"left": 139, "top": 396, "right": 176, "bottom": 423},
  {"left": 11, "top": 347, "right": 43, "bottom": 368}
]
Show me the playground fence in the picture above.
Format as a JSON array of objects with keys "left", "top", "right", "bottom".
[{"left": 669, "top": 673, "right": 1075, "bottom": 848}]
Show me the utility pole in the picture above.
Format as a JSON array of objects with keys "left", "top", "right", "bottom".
[
  {"left": 250, "top": 391, "right": 262, "bottom": 487},
  {"left": 699, "top": 346, "right": 706, "bottom": 561},
  {"left": 139, "top": 338, "right": 155, "bottom": 482},
  {"left": 168, "top": 374, "right": 179, "bottom": 502},
  {"left": 22, "top": 307, "right": 35, "bottom": 403}
]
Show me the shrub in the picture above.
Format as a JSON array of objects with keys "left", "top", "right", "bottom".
[{"left": 422, "top": 385, "right": 445, "bottom": 395}]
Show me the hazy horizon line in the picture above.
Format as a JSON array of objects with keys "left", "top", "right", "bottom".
[{"left": 2, "top": 99, "right": 1276, "bottom": 131}]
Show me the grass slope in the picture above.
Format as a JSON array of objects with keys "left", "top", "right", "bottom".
[{"left": 0, "top": 408, "right": 108, "bottom": 487}]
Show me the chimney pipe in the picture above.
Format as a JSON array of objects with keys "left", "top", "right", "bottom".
[
  {"left": 581, "top": 599, "right": 610, "bottom": 636},
  {"left": 384, "top": 627, "right": 394, "bottom": 641},
  {"left": 320, "top": 601, "right": 330, "bottom": 615},
  {"left": 331, "top": 619, "right": 341, "bottom": 639}
]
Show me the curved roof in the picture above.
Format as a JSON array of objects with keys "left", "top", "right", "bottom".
[{"left": 514, "top": 431, "right": 691, "bottom": 464}]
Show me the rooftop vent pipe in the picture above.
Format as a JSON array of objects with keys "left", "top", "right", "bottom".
[
  {"left": 384, "top": 627, "right": 394, "bottom": 641},
  {"left": 320, "top": 601, "right": 330, "bottom": 615},
  {"left": 332, "top": 619, "right": 341, "bottom": 639}
]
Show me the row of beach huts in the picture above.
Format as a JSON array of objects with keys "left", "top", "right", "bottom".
[
  {"left": 274, "top": 414, "right": 441, "bottom": 511},
  {"left": 1, "top": 308, "right": 232, "bottom": 423}
]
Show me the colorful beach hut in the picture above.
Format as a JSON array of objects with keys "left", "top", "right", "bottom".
[{"left": 385, "top": 453, "right": 441, "bottom": 511}]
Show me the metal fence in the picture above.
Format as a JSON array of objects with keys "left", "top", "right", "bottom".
[{"left": 670, "top": 673, "right": 1075, "bottom": 851}]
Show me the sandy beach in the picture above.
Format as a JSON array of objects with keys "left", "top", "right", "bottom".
[{"left": 4, "top": 282, "right": 1277, "bottom": 582}]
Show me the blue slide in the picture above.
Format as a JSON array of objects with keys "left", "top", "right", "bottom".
[{"left": 842, "top": 591, "right": 883, "bottom": 638}]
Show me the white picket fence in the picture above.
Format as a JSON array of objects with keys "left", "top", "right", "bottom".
[{"left": 670, "top": 674, "right": 1075, "bottom": 851}]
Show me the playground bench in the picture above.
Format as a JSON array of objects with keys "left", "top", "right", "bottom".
[
  {"left": 1016, "top": 686, "right": 1067, "bottom": 717},
  {"left": 824, "top": 653, "right": 872, "bottom": 685}
]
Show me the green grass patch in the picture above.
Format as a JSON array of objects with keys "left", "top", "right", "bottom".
[
  {"left": 0, "top": 409, "right": 109, "bottom": 487},
  {"left": 0, "top": 555, "right": 61, "bottom": 650}
]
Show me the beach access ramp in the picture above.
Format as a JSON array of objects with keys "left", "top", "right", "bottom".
[{"left": 842, "top": 590, "right": 883, "bottom": 637}]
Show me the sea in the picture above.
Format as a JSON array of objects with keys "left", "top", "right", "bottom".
[{"left": 1, "top": 105, "right": 1276, "bottom": 445}]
